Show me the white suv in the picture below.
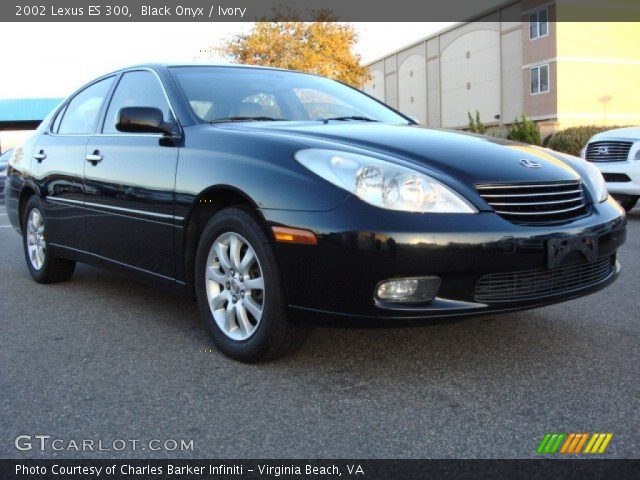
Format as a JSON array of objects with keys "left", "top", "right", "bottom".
[{"left": 582, "top": 126, "right": 640, "bottom": 212}]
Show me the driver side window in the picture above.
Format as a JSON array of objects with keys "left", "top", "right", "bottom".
[
  {"left": 102, "top": 71, "right": 172, "bottom": 134},
  {"left": 57, "top": 77, "right": 114, "bottom": 134}
]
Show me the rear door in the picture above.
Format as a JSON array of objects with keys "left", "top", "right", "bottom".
[
  {"left": 84, "top": 70, "right": 180, "bottom": 278},
  {"left": 31, "top": 76, "right": 114, "bottom": 251}
]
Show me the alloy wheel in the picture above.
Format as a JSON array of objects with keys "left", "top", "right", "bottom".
[
  {"left": 205, "top": 232, "right": 265, "bottom": 341},
  {"left": 26, "top": 208, "right": 46, "bottom": 270}
]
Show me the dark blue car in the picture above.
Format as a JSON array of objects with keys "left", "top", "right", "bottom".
[{"left": 4, "top": 64, "right": 627, "bottom": 362}]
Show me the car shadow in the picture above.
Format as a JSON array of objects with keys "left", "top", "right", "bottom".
[
  {"left": 286, "top": 308, "right": 583, "bottom": 372},
  {"left": 66, "top": 262, "right": 606, "bottom": 385}
]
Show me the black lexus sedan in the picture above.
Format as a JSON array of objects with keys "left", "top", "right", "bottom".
[{"left": 4, "top": 64, "right": 626, "bottom": 362}]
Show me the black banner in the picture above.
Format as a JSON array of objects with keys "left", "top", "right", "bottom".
[
  {"left": 4, "top": 0, "right": 640, "bottom": 22},
  {"left": 1, "top": 459, "right": 639, "bottom": 480}
]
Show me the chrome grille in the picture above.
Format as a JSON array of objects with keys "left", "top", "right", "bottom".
[
  {"left": 476, "top": 181, "right": 588, "bottom": 224},
  {"left": 474, "top": 255, "right": 615, "bottom": 303},
  {"left": 586, "top": 141, "right": 632, "bottom": 162}
]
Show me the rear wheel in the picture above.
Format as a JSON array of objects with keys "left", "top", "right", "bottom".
[
  {"left": 613, "top": 194, "right": 638, "bottom": 212},
  {"left": 195, "top": 206, "right": 309, "bottom": 362},
  {"left": 22, "top": 196, "right": 75, "bottom": 283}
]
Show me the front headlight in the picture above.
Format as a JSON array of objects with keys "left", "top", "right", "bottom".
[
  {"left": 295, "top": 149, "right": 477, "bottom": 213},
  {"left": 583, "top": 160, "right": 608, "bottom": 203}
]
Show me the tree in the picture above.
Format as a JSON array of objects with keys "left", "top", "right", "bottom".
[
  {"left": 507, "top": 115, "right": 541, "bottom": 145},
  {"left": 467, "top": 110, "right": 486, "bottom": 134},
  {"left": 222, "top": 14, "right": 370, "bottom": 88}
]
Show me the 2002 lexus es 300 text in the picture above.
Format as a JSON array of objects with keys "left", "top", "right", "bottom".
[{"left": 5, "top": 64, "right": 627, "bottom": 361}]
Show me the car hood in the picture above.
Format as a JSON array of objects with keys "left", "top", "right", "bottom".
[
  {"left": 218, "top": 122, "right": 582, "bottom": 188},
  {"left": 590, "top": 126, "right": 640, "bottom": 142}
]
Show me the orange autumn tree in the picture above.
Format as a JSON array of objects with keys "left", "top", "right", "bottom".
[{"left": 223, "top": 16, "right": 370, "bottom": 88}]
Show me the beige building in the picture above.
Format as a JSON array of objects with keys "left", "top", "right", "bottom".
[{"left": 364, "top": 1, "right": 640, "bottom": 138}]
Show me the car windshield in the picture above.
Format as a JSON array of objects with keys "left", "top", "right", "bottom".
[{"left": 170, "top": 66, "right": 410, "bottom": 125}]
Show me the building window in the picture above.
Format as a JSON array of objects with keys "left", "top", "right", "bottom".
[
  {"left": 529, "top": 7, "right": 548, "bottom": 40},
  {"left": 530, "top": 64, "right": 549, "bottom": 95}
]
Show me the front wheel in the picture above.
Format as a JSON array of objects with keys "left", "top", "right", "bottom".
[
  {"left": 22, "top": 195, "right": 76, "bottom": 283},
  {"left": 613, "top": 194, "right": 638, "bottom": 212},
  {"left": 195, "top": 206, "right": 309, "bottom": 362}
]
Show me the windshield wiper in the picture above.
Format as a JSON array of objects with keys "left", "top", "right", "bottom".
[
  {"left": 321, "top": 116, "right": 379, "bottom": 123},
  {"left": 210, "top": 116, "right": 288, "bottom": 123}
]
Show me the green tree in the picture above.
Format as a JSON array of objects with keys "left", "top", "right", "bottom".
[
  {"left": 507, "top": 115, "right": 541, "bottom": 145},
  {"left": 467, "top": 110, "right": 486, "bottom": 134},
  {"left": 222, "top": 14, "right": 370, "bottom": 88}
]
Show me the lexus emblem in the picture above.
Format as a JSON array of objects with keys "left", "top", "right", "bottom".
[
  {"left": 597, "top": 146, "right": 609, "bottom": 155},
  {"left": 519, "top": 159, "right": 541, "bottom": 169}
]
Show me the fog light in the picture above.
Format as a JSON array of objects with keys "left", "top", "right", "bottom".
[{"left": 375, "top": 276, "right": 441, "bottom": 303}]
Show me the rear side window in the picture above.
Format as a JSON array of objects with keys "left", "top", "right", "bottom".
[
  {"left": 57, "top": 77, "right": 114, "bottom": 134},
  {"left": 102, "top": 70, "right": 172, "bottom": 134}
]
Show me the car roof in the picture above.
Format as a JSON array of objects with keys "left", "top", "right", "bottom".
[
  {"left": 90, "top": 63, "right": 303, "bottom": 86},
  {"left": 116, "top": 62, "right": 292, "bottom": 74}
]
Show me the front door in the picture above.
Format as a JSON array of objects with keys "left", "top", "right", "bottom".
[{"left": 83, "top": 70, "right": 179, "bottom": 278}]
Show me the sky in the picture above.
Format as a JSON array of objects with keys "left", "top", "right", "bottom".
[{"left": 0, "top": 22, "right": 453, "bottom": 99}]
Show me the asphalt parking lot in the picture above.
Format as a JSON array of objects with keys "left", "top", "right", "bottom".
[{"left": 1, "top": 203, "right": 638, "bottom": 459}]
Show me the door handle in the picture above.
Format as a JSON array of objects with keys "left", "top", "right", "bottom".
[
  {"left": 33, "top": 150, "right": 46, "bottom": 162},
  {"left": 86, "top": 151, "right": 103, "bottom": 165}
]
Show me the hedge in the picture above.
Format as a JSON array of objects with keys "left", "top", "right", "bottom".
[{"left": 545, "top": 125, "right": 625, "bottom": 156}]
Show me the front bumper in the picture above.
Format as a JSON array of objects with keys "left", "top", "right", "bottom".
[
  {"left": 263, "top": 195, "right": 627, "bottom": 321},
  {"left": 594, "top": 160, "right": 640, "bottom": 196}
]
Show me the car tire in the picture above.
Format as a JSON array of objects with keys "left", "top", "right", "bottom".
[
  {"left": 195, "top": 206, "right": 310, "bottom": 362},
  {"left": 613, "top": 195, "right": 638, "bottom": 212},
  {"left": 22, "top": 195, "right": 76, "bottom": 284}
]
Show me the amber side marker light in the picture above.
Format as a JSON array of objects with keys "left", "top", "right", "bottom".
[{"left": 272, "top": 226, "right": 318, "bottom": 245}]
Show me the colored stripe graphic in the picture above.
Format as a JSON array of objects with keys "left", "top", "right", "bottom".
[
  {"left": 540, "top": 433, "right": 614, "bottom": 454},
  {"left": 537, "top": 434, "right": 552, "bottom": 454},
  {"left": 573, "top": 433, "right": 589, "bottom": 453},
  {"left": 584, "top": 434, "right": 599, "bottom": 453},
  {"left": 597, "top": 434, "right": 613, "bottom": 453},
  {"left": 584, "top": 433, "right": 613, "bottom": 454},
  {"left": 549, "top": 434, "right": 565, "bottom": 453},
  {"left": 537, "top": 433, "right": 565, "bottom": 454},
  {"left": 568, "top": 433, "right": 582, "bottom": 453},
  {"left": 560, "top": 434, "right": 575, "bottom": 453}
]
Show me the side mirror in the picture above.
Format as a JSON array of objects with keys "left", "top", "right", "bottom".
[{"left": 116, "top": 107, "right": 179, "bottom": 136}]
